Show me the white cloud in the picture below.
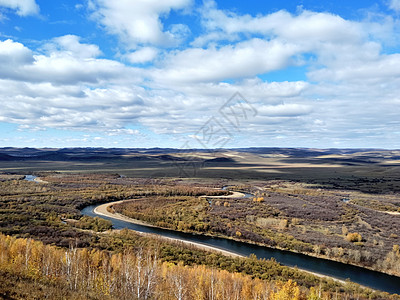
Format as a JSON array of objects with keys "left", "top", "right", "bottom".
[
  {"left": 199, "top": 2, "right": 363, "bottom": 45},
  {"left": 49, "top": 35, "right": 102, "bottom": 58},
  {"left": 0, "top": 0, "right": 39, "bottom": 16},
  {"left": 152, "top": 38, "right": 303, "bottom": 84},
  {"left": 125, "top": 47, "right": 158, "bottom": 64},
  {"left": 0, "top": 38, "right": 141, "bottom": 85},
  {"left": 258, "top": 104, "right": 312, "bottom": 117},
  {"left": 195, "top": 1, "right": 399, "bottom": 83},
  {"left": 0, "top": 39, "right": 33, "bottom": 65},
  {"left": 309, "top": 52, "right": 400, "bottom": 83},
  {"left": 106, "top": 128, "right": 140, "bottom": 136},
  {"left": 0, "top": 39, "right": 34, "bottom": 80},
  {"left": 389, "top": 0, "right": 400, "bottom": 12},
  {"left": 26, "top": 55, "right": 136, "bottom": 85},
  {"left": 0, "top": 39, "right": 153, "bottom": 135},
  {"left": 166, "top": 79, "right": 308, "bottom": 101},
  {"left": 89, "top": 0, "right": 192, "bottom": 47},
  {"left": 191, "top": 31, "right": 240, "bottom": 47},
  {"left": 17, "top": 125, "right": 45, "bottom": 131},
  {"left": 148, "top": 3, "right": 398, "bottom": 87}
]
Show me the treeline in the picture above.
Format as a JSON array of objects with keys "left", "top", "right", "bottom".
[
  {"left": 1, "top": 233, "right": 397, "bottom": 300},
  {"left": 69, "top": 216, "right": 113, "bottom": 232},
  {"left": 0, "top": 233, "right": 311, "bottom": 299},
  {"left": 91, "top": 229, "right": 398, "bottom": 299}
]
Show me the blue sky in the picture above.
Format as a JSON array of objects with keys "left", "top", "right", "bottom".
[{"left": 1, "top": 0, "right": 400, "bottom": 149}]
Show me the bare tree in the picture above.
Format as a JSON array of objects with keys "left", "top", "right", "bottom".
[
  {"left": 170, "top": 267, "right": 187, "bottom": 300},
  {"left": 143, "top": 252, "right": 158, "bottom": 300},
  {"left": 64, "top": 243, "right": 79, "bottom": 290}
]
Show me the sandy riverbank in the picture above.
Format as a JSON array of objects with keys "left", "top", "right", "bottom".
[
  {"left": 34, "top": 177, "right": 48, "bottom": 183},
  {"left": 385, "top": 211, "right": 400, "bottom": 215},
  {"left": 199, "top": 191, "right": 246, "bottom": 199}
]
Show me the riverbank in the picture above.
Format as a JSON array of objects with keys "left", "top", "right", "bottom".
[{"left": 199, "top": 191, "right": 246, "bottom": 199}]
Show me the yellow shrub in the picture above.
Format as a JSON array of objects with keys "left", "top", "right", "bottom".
[{"left": 346, "top": 232, "right": 362, "bottom": 243}]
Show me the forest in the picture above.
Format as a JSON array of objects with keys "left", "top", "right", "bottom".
[
  {"left": 1, "top": 232, "right": 397, "bottom": 299},
  {"left": 1, "top": 233, "right": 303, "bottom": 300}
]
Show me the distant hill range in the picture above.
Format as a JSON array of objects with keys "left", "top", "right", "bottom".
[{"left": 0, "top": 147, "right": 398, "bottom": 166}]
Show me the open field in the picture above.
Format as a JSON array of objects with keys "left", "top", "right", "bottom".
[{"left": 2, "top": 147, "right": 400, "bottom": 194}]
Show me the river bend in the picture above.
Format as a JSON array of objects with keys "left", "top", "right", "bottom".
[{"left": 81, "top": 202, "right": 400, "bottom": 294}]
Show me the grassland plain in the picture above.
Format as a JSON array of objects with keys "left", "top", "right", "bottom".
[{"left": 2, "top": 147, "right": 400, "bottom": 193}]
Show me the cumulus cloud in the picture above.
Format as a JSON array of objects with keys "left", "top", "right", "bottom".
[
  {"left": 309, "top": 52, "right": 400, "bottom": 83},
  {"left": 89, "top": 0, "right": 192, "bottom": 47},
  {"left": 48, "top": 35, "right": 102, "bottom": 58},
  {"left": 0, "top": 39, "right": 150, "bottom": 134},
  {"left": 198, "top": 1, "right": 363, "bottom": 46},
  {"left": 148, "top": 3, "right": 398, "bottom": 88},
  {"left": 168, "top": 79, "right": 308, "bottom": 101},
  {"left": 0, "top": 38, "right": 141, "bottom": 85},
  {"left": 152, "top": 38, "right": 303, "bottom": 84},
  {"left": 125, "top": 47, "right": 158, "bottom": 64},
  {"left": 0, "top": 39, "right": 33, "bottom": 65},
  {"left": 0, "top": 79, "right": 148, "bottom": 131},
  {"left": 0, "top": 0, "right": 39, "bottom": 16},
  {"left": 194, "top": 1, "right": 399, "bottom": 84},
  {"left": 0, "top": 39, "right": 34, "bottom": 80},
  {"left": 106, "top": 128, "right": 140, "bottom": 136}
]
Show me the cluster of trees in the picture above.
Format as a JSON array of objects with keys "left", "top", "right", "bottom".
[
  {"left": 351, "top": 197, "right": 400, "bottom": 213},
  {"left": 2, "top": 232, "right": 395, "bottom": 299},
  {"left": 377, "top": 245, "right": 400, "bottom": 276},
  {"left": 112, "top": 196, "right": 212, "bottom": 234},
  {"left": 71, "top": 216, "right": 113, "bottom": 232},
  {"left": 346, "top": 233, "right": 363, "bottom": 243},
  {"left": 0, "top": 233, "right": 317, "bottom": 299}
]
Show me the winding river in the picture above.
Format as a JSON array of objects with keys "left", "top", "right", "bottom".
[
  {"left": 81, "top": 200, "right": 400, "bottom": 295},
  {"left": 23, "top": 175, "right": 400, "bottom": 292}
]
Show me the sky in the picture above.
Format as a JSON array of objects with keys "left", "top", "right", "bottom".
[{"left": 1, "top": 0, "right": 400, "bottom": 149}]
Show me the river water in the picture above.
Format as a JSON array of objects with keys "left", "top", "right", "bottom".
[
  {"left": 81, "top": 204, "right": 400, "bottom": 294},
  {"left": 24, "top": 175, "right": 37, "bottom": 182}
]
